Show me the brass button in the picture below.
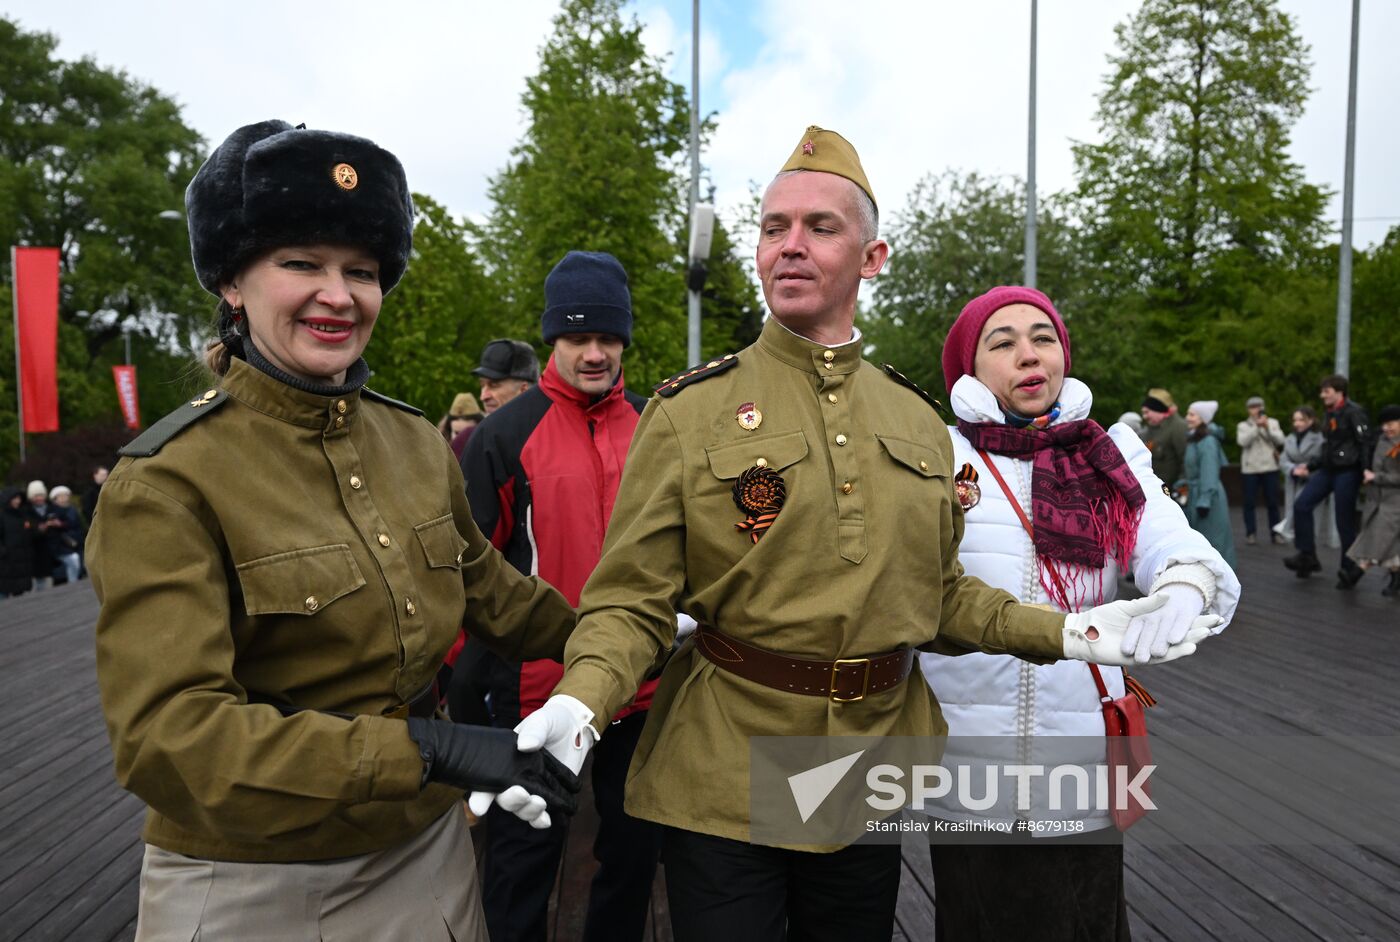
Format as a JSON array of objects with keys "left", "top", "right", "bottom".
[
  {"left": 305, "top": 596, "right": 319, "bottom": 612},
  {"left": 823, "top": 362, "right": 833, "bottom": 370},
  {"left": 755, "top": 457, "right": 768, "bottom": 468},
  {"left": 334, "top": 416, "right": 345, "bottom": 429},
  {"left": 823, "top": 350, "right": 835, "bottom": 361},
  {"left": 841, "top": 482, "right": 854, "bottom": 495},
  {"left": 350, "top": 475, "right": 362, "bottom": 489},
  {"left": 336, "top": 399, "right": 347, "bottom": 414},
  {"left": 919, "top": 460, "right": 929, "bottom": 472},
  {"left": 405, "top": 598, "right": 417, "bottom": 616},
  {"left": 827, "top": 394, "right": 838, "bottom": 404},
  {"left": 456, "top": 551, "right": 465, "bottom": 565},
  {"left": 377, "top": 533, "right": 390, "bottom": 547},
  {"left": 835, "top": 434, "right": 848, "bottom": 446}
]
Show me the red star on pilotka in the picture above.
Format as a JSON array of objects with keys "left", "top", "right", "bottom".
[{"left": 802, "top": 140, "right": 814, "bottom": 155}]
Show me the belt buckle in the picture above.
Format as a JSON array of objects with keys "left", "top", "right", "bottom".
[{"left": 830, "top": 657, "right": 872, "bottom": 703}]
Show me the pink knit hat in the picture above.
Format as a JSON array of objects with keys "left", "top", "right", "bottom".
[{"left": 941, "top": 286, "right": 1071, "bottom": 393}]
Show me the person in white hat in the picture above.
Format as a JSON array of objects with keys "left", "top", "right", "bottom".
[
  {"left": 46, "top": 485, "right": 83, "bottom": 584},
  {"left": 1183, "top": 401, "right": 1236, "bottom": 566},
  {"left": 24, "top": 481, "right": 56, "bottom": 590}
]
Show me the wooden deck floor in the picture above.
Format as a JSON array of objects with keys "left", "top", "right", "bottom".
[
  {"left": 1, "top": 519, "right": 1395, "bottom": 940},
  {"left": 893, "top": 529, "right": 1400, "bottom": 941}
]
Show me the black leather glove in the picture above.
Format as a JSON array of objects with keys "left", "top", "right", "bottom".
[
  {"left": 1196, "top": 506, "right": 1209, "bottom": 519},
  {"left": 406, "top": 717, "right": 580, "bottom": 816}
]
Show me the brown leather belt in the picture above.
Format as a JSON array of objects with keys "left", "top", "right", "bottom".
[{"left": 695, "top": 625, "right": 914, "bottom": 703}]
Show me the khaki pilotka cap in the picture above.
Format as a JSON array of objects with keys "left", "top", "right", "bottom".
[
  {"left": 778, "top": 125, "right": 877, "bottom": 210},
  {"left": 1144, "top": 388, "right": 1177, "bottom": 410},
  {"left": 449, "top": 392, "right": 483, "bottom": 419}
]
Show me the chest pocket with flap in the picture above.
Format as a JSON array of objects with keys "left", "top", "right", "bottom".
[
  {"left": 705, "top": 430, "right": 809, "bottom": 480},
  {"left": 877, "top": 434, "right": 946, "bottom": 478},
  {"left": 414, "top": 513, "right": 470, "bottom": 569},
  {"left": 236, "top": 544, "right": 366, "bottom": 616}
]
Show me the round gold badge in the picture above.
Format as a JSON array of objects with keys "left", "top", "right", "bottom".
[
  {"left": 736, "top": 402, "right": 763, "bottom": 432},
  {"left": 332, "top": 163, "right": 359, "bottom": 190}
]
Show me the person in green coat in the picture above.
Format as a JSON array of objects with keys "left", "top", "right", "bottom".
[{"left": 1180, "top": 400, "right": 1238, "bottom": 567}]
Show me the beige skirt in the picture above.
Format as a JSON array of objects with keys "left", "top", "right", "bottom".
[{"left": 135, "top": 806, "right": 485, "bottom": 942}]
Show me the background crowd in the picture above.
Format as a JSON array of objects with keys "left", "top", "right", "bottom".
[
  {"left": 0, "top": 467, "right": 105, "bottom": 597},
  {"left": 1128, "top": 376, "right": 1399, "bottom": 597}
]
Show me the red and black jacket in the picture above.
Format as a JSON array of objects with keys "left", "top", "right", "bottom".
[{"left": 456, "top": 357, "right": 655, "bottom": 723}]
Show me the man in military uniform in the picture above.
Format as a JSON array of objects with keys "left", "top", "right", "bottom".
[
  {"left": 477, "top": 127, "right": 1216, "bottom": 940},
  {"left": 1142, "top": 387, "right": 1189, "bottom": 489}
]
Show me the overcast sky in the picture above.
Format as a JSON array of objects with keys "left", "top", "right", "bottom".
[{"left": 7, "top": 0, "right": 1397, "bottom": 255}]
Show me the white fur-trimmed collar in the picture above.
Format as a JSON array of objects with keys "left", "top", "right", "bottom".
[{"left": 949, "top": 374, "right": 1094, "bottom": 426}]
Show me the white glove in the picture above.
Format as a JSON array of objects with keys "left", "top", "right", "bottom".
[
  {"left": 1063, "top": 592, "right": 1221, "bottom": 667},
  {"left": 675, "top": 612, "right": 698, "bottom": 642},
  {"left": 468, "top": 694, "right": 598, "bottom": 828},
  {"left": 1118, "top": 583, "right": 1208, "bottom": 663}
]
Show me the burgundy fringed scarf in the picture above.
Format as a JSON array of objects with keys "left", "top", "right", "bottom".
[{"left": 958, "top": 419, "right": 1146, "bottom": 612}]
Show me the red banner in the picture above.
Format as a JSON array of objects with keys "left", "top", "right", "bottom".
[
  {"left": 112, "top": 365, "right": 141, "bottom": 429},
  {"left": 13, "top": 246, "right": 61, "bottom": 433}
]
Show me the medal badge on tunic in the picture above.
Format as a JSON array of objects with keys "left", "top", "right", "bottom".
[
  {"left": 733, "top": 466, "right": 786, "bottom": 543},
  {"left": 736, "top": 402, "right": 763, "bottom": 431},
  {"left": 954, "top": 462, "right": 981, "bottom": 511}
]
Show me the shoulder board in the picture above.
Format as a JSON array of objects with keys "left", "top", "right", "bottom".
[
  {"left": 654, "top": 353, "right": 740, "bottom": 398},
  {"left": 119, "top": 387, "right": 229, "bottom": 458},
  {"left": 361, "top": 387, "right": 424, "bottom": 417},
  {"left": 881, "top": 364, "right": 947, "bottom": 418}
]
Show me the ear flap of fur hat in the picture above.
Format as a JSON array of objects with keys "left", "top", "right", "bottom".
[{"left": 186, "top": 120, "right": 414, "bottom": 296}]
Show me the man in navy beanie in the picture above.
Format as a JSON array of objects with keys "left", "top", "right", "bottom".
[
  {"left": 457, "top": 251, "right": 663, "bottom": 942},
  {"left": 541, "top": 250, "right": 634, "bottom": 350}
]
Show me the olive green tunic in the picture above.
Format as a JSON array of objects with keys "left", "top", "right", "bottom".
[
  {"left": 555, "top": 319, "right": 1065, "bottom": 846},
  {"left": 88, "top": 358, "right": 575, "bottom": 862}
]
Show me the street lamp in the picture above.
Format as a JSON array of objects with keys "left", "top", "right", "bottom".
[
  {"left": 687, "top": 0, "right": 703, "bottom": 364},
  {"left": 688, "top": 203, "right": 715, "bottom": 293}
]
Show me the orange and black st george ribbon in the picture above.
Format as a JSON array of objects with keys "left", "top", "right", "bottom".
[
  {"left": 954, "top": 462, "right": 981, "bottom": 512},
  {"left": 733, "top": 466, "right": 787, "bottom": 543}
]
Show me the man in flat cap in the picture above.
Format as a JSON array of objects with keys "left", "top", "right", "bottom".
[
  {"left": 473, "top": 338, "right": 541, "bottom": 414},
  {"left": 477, "top": 127, "right": 1216, "bottom": 939}
]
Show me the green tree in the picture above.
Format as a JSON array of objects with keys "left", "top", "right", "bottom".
[
  {"left": 865, "top": 171, "right": 1081, "bottom": 397},
  {"left": 0, "top": 18, "right": 207, "bottom": 354},
  {"left": 1, "top": 17, "right": 209, "bottom": 476},
  {"left": 1351, "top": 227, "right": 1400, "bottom": 413},
  {"left": 368, "top": 194, "right": 497, "bottom": 420},
  {"left": 483, "top": 0, "right": 692, "bottom": 388},
  {"left": 1070, "top": 0, "right": 1331, "bottom": 419}
]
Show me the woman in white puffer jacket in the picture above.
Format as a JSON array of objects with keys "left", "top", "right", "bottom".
[{"left": 919, "top": 286, "right": 1240, "bottom": 942}]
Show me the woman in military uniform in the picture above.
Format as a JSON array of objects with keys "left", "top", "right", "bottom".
[{"left": 87, "top": 121, "right": 578, "bottom": 942}]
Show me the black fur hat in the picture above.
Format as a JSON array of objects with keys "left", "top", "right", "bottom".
[{"left": 186, "top": 120, "right": 414, "bottom": 296}]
